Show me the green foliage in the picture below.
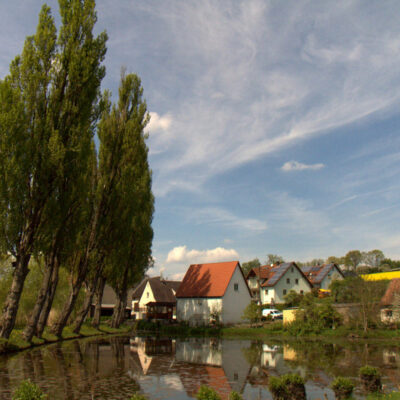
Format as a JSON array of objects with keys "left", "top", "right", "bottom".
[
  {"left": 229, "top": 392, "right": 243, "bottom": 400},
  {"left": 367, "top": 393, "right": 400, "bottom": 400},
  {"left": 283, "top": 290, "right": 303, "bottom": 308},
  {"left": 360, "top": 366, "right": 382, "bottom": 394},
  {"left": 331, "top": 377, "right": 355, "bottom": 399},
  {"left": 359, "top": 366, "right": 381, "bottom": 378},
  {"left": 241, "top": 302, "right": 261, "bottom": 325},
  {"left": 268, "top": 374, "right": 306, "bottom": 400},
  {"left": 12, "top": 380, "right": 46, "bottom": 400},
  {"left": 196, "top": 385, "right": 221, "bottom": 400},
  {"left": 241, "top": 258, "right": 261, "bottom": 277},
  {"left": 129, "top": 394, "right": 148, "bottom": 400},
  {"left": 266, "top": 254, "right": 284, "bottom": 265},
  {"left": 285, "top": 293, "right": 341, "bottom": 335},
  {"left": 344, "top": 250, "right": 362, "bottom": 270}
]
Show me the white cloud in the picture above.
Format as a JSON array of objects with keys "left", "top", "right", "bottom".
[
  {"left": 147, "top": 111, "right": 172, "bottom": 132},
  {"left": 281, "top": 160, "right": 325, "bottom": 172},
  {"left": 166, "top": 245, "right": 239, "bottom": 264}
]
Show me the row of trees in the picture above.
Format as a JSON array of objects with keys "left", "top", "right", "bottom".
[
  {"left": 0, "top": 0, "right": 153, "bottom": 341},
  {"left": 241, "top": 249, "right": 399, "bottom": 276}
]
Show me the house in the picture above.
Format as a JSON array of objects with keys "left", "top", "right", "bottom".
[
  {"left": 175, "top": 261, "right": 252, "bottom": 325},
  {"left": 380, "top": 278, "right": 400, "bottom": 324},
  {"left": 246, "top": 265, "right": 274, "bottom": 304},
  {"left": 301, "top": 263, "right": 344, "bottom": 289},
  {"left": 90, "top": 284, "right": 134, "bottom": 318},
  {"left": 131, "top": 276, "right": 181, "bottom": 320},
  {"left": 259, "top": 262, "right": 313, "bottom": 305}
]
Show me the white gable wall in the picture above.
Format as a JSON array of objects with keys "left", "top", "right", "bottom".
[
  {"left": 222, "top": 265, "right": 252, "bottom": 324},
  {"left": 176, "top": 298, "right": 222, "bottom": 325},
  {"left": 260, "top": 267, "right": 311, "bottom": 304},
  {"left": 319, "top": 268, "right": 343, "bottom": 290},
  {"left": 132, "top": 281, "right": 156, "bottom": 319}
]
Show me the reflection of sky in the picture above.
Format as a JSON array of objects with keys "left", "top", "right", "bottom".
[{"left": 137, "top": 375, "right": 190, "bottom": 400}]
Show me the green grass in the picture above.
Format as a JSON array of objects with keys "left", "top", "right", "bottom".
[{"left": 367, "top": 393, "right": 400, "bottom": 399}]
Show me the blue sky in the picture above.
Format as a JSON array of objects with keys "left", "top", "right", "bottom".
[{"left": 1, "top": 1, "right": 400, "bottom": 279}]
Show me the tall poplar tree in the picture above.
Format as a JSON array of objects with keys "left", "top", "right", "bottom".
[{"left": 0, "top": 0, "right": 106, "bottom": 339}]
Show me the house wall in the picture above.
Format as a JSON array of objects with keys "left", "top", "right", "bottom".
[
  {"left": 319, "top": 268, "right": 343, "bottom": 290},
  {"left": 222, "top": 266, "right": 252, "bottom": 324},
  {"left": 176, "top": 298, "right": 222, "bottom": 326},
  {"left": 260, "top": 267, "right": 311, "bottom": 304},
  {"left": 247, "top": 276, "right": 258, "bottom": 289},
  {"left": 132, "top": 281, "right": 156, "bottom": 319}
]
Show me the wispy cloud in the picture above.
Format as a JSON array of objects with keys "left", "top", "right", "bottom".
[
  {"left": 281, "top": 160, "right": 325, "bottom": 172},
  {"left": 147, "top": 112, "right": 172, "bottom": 133},
  {"left": 166, "top": 245, "right": 239, "bottom": 264},
  {"left": 185, "top": 206, "right": 267, "bottom": 232}
]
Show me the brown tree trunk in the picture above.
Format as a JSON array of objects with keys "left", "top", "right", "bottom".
[
  {"left": 92, "top": 276, "right": 106, "bottom": 328},
  {"left": 23, "top": 243, "right": 59, "bottom": 342},
  {"left": 0, "top": 253, "right": 31, "bottom": 338},
  {"left": 36, "top": 261, "right": 59, "bottom": 338},
  {"left": 111, "top": 288, "right": 127, "bottom": 329},
  {"left": 51, "top": 272, "right": 85, "bottom": 337}
]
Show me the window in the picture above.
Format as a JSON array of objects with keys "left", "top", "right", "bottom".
[
  {"left": 233, "top": 372, "right": 238, "bottom": 381},
  {"left": 198, "top": 300, "right": 202, "bottom": 306},
  {"left": 283, "top": 289, "right": 287, "bottom": 295},
  {"left": 286, "top": 278, "right": 290, "bottom": 284},
  {"left": 291, "top": 267, "right": 294, "bottom": 273},
  {"left": 147, "top": 292, "right": 149, "bottom": 298},
  {"left": 234, "top": 283, "right": 239, "bottom": 291},
  {"left": 300, "top": 290, "right": 304, "bottom": 295},
  {"left": 295, "top": 279, "right": 299, "bottom": 284},
  {"left": 265, "top": 289, "right": 269, "bottom": 295}
]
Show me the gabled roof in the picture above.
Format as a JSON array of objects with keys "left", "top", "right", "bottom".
[
  {"left": 176, "top": 261, "right": 246, "bottom": 298},
  {"left": 381, "top": 278, "right": 400, "bottom": 307},
  {"left": 246, "top": 265, "right": 275, "bottom": 280},
  {"left": 132, "top": 276, "right": 181, "bottom": 304},
  {"left": 301, "top": 263, "right": 343, "bottom": 285},
  {"left": 260, "top": 262, "right": 313, "bottom": 288}
]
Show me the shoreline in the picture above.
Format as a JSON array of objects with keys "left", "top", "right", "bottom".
[{"left": 0, "top": 323, "right": 133, "bottom": 355}]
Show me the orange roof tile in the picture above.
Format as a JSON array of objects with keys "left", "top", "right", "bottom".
[
  {"left": 381, "top": 278, "right": 400, "bottom": 306},
  {"left": 176, "top": 261, "right": 240, "bottom": 298}
]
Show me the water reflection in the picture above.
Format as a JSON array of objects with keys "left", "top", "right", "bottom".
[{"left": 0, "top": 336, "right": 399, "bottom": 399}]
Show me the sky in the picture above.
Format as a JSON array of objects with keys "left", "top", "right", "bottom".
[{"left": 1, "top": 1, "right": 400, "bottom": 280}]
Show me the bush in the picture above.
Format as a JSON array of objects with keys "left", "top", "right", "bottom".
[
  {"left": 12, "top": 380, "right": 47, "bottom": 400},
  {"left": 229, "top": 392, "right": 243, "bottom": 400},
  {"left": 360, "top": 365, "right": 382, "bottom": 393},
  {"left": 268, "top": 374, "right": 306, "bottom": 400},
  {"left": 331, "top": 377, "right": 355, "bottom": 399},
  {"left": 129, "top": 394, "right": 148, "bottom": 400},
  {"left": 196, "top": 385, "right": 221, "bottom": 400}
]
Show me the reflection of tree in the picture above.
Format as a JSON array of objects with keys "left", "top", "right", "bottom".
[
  {"left": 0, "top": 359, "right": 11, "bottom": 396},
  {"left": 110, "top": 336, "right": 126, "bottom": 370},
  {"left": 51, "top": 342, "right": 74, "bottom": 399},
  {"left": 242, "top": 341, "right": 262, "bottom": 366}
]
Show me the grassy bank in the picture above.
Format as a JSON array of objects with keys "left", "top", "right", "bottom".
[
  {"left": 0, "top": 323, "right": 132, "bottom": 354},
  {"left": 134, "top": 320, "right": 400, "bottom": 343}
]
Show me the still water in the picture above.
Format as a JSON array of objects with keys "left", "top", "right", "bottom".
[{"left": 0, "top": 335, "right": 399, "bottom": 399}]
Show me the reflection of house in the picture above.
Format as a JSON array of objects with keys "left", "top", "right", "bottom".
[
  {"left": 90, "top": 285, "right": 134, "bottom": 317},
  {"left": 301, "top": 263, "right": 344, "bottom": 289},
  {"left": 258, "top": 262, "right": 312, "bottom": 305},
  {"left": 380, "top": 279, "right": 400, "bottom": 324},
  {"left": 176, "top": 261, "right": 252, "bottom": 325},
  {"left": 129, "top": 337, "right": 251, "bottom": 400},
  {"left": 131, "top": 276, "right": 181, "bottom": 320}
]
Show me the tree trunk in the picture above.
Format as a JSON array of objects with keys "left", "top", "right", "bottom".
[
  {"left": 111, "top": 289, "right": 127, "bottom": 329},
  {"left": 51, "top": 273, "right": 84, "bottom": 337},
  {"left": 92, "top": 276, "right": 106, "bottom": 329},
  {"left": 36, "top": 261, "right": 59, "bottom": 338},
  {"left": 23, "top": 243, "right": 60, "bottom": 342},
  {"left": 0, "top": 253, "right": 31, "bottom": 338}
]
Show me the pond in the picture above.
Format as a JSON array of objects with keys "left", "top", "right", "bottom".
[{"left": 0, "top": 335, "right": 399, "bottom": 399}]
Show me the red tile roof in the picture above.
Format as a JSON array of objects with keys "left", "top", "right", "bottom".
[
  {"left": 176, "top": 261, "right": 242, "bottom": 298},
  {"left": 246, "top": 265, "right": 276, "bottom": 280},
  {"left": 381, "top": 278, "right": 400, "bottom": 306}
]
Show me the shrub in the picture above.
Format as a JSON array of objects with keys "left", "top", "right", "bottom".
[
  {"left": 12, "top": 380, "right": 47, "bottom": 400},
  {"left": 268, "top": 374, "right": 306, "bottom": 400},
  {"left": 331, "top": 377, "right": 355, "bottom": 399},
  {"left": 129, "top": 394, "right": 148, "bottom": 400},
  {"left": 229, "top": 392, "right": 243, "bottom": 400},
  {"left": 196, "top": 385, "right": 221, "bottom": 400},
  {"left": 360, "top": 365, "right": 382, "bottom": 393},
  {"left": 241, "top": 302, "right": 261, "bottom": 325}
]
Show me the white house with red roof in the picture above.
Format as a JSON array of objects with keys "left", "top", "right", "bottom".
[
  {"left": 258, "top": 262, "right": 313, "bottom": 305},
  {"left": 300, "top": 263, "right": 344, "bottom": 290},
  {"left": 176, "top": 261, "right": 252, "bottom": 325}
]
